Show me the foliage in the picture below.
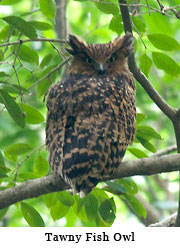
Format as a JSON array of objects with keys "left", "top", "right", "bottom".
[{"left": 0, "top": 0, "right": 179, "bottom": 227}]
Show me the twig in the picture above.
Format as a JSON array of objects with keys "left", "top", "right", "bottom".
[
  {"left": 90, "top": 1, "right": 180, "bottom": 19},
  {"left": 156, "top": 0, "right": 164, "bottom": 12},
  {"left": 14, "top": 144, "right": 45, "bottom": 183},
  {"left": 27, "top": 57, "right": 71, "bottom": 91},
  {"left": 152, "top": 145, "right": 177, "bottom": 157},
  {"left": 0, "top": 154, "right": 180, "bottom": 210},
  {"left": 156, "top": 0, "right": 180, "bottom": 19},
  {"left": 0, "top": 38, "right": 67, "bottom": 48},
  {"left": 12, "top": 33, "right": 24, "bottom": 108}
]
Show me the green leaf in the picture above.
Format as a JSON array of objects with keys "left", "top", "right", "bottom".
[
  {"left": 19, "top": 103, "right": 44, "bottom": 124},
  {"left": 39, "top": 0, "right": 56, "bottom": 20},
  {"left": 0, "top": 50, "right": 4, "bottom": 61},
  {"left": 148, "top": 33, "right": 180, "bottom": 51},
  {"left": 109, "top": 14, "right": 123, "bottom": 34},
  {"left": 44, "top": 193, "right": 57, "bottom": 208},
  {"left": 0, "top": 90, "right": 25, "bottom": 128},
  {"left": 37, "top": 64, "right": 58, "bottom": 97},
  {"left": 139, "top": 54, "right": 152, "bottom": 77},
  {"left": 0, "top": 82, "right": 29, "bottom": 94},
  {"left": 132, "top": 16, "right": 146, "bottom": 33},
  {"left": 37, "top": 79, "right": 51, "bottom": 98},
  {"left": 152, "top": 52, "right": 180, "bottom": 76},
  {"left": 0, "top": 72, "right": 9, "bottom": 78},
  {"left": 116, "top": 178, "right": 138, "bottom": 195},
  {"left": 57, "top": 191, "right": 74, "bottom": 207},
  {"left": 40, "top": 53, "right": 53, "bottom": 69},
  {"left": 0, "top": 167, "right": 8, "bottom": 178},
  {"left": 105, "top": 181, "right": 127, "bottom": 194},
  {"left": 0, "top": 151, "right": 5, "bottom": 167},
  {"left": 0, "top": 208, "right": 8, "bottom": 221},
  {"left": 29, "top": 21, "right": 53, "bottom": 31},
  {"left": 17, "top": 45, "right": 39, "bottom": 66},
  {"left": 137, "top": 137, "right": 156, "bottom": 153},
  {"left": 136, "top": 125, "right": 162, "bottom": 140},
  {"left": 72, "top": 195, "right": 87, "bottom": 222},
  {"left": 21, "top": 202, "right": 45, "bottom": 227},
  {"left": 95, "top": 214, "right": 110, "bottom": 227},
  {"left": 0, "top": 163, "right": 10, "bottom": 177},
  {"left": 3, "top": 152, "right": 17, "bottom": 162},
  {"left": 34, "top": 155, "right": 49, "bottom": 177},
  {"left": 84, "top": 194, "right": 98, "bottom": 222},
  {"left": 0, "top": 0, "right": 22, "bottom": 5},
  {"left": 99, "top": 198, "right": 116, "bottom": 224},
  {"left": 2, "top": 16, "right": 37, "bottom": 39},
  {"left": 18, "top": 171, "right": 36, "bottom": 180},
  {"left": 123, "top": 194, "right": 147, "bottom": 218},
  {"left": 0, "top": 25, "right": 10, "bottom": 42},
  {"left": 136, "top": 113, "right": 146, "bottom": 125},
  {"left": 128, "top": 148, "right": 148, "bottom": 158},
  {"left": 94, "top": 0, "right": 119, "bottom": 15},
  {"left": 4, "top": 143, "right": 32, "bottom": 156},
  {"left": 50, "top": 200, "right": 69, "bottom": 221}
]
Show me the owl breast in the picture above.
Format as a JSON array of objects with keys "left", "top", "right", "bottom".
[{"left": 46, "top": 73, "right": 136, "bottom": 194}]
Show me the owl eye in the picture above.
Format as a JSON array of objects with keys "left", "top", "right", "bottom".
[
  {"left": 108, "top": 55, "right": 116, "bottom": 63},
  {"left": 86, "top": 57, "right": 94, "bottom": 65}
]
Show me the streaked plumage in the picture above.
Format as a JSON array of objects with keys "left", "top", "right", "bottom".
[{"left": 46, "top": 32, "right": 136, "bottom": 194}]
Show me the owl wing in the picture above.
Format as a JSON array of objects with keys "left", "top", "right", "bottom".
[
  {"left": 110, "top": 76, "right": 136, "bottom": 146},
  {"left": 84, "top": 75, "right": 136, "bottom": 146},
  {"left": 62, "top": 75, "right": 136, "bottom": 179},
  {"left": 46, "top": 75, "right": 136, "bottom": 193},
  {"left": 46, "top": 82, "right": 68, "bottom": 176},
  {"left": 123, "top": 77, "right": 136, "bottom": 145}
]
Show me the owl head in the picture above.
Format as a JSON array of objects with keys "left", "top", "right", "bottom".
[{"left": 66, "top": 32, "right": 134, "bottom": 76}]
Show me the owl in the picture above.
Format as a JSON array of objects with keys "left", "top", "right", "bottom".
[{"left": 46, "top": 32, "right": 136, "bottom": 195}]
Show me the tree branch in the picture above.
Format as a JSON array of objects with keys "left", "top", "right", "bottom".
[
  {"left": 118, "top": 0, "right": 176, "bottom": 121},
  {"left": 173, "top": 109, "right": 180, "bottom": 226},
  {"left": 151, "top": 144, "right": 177, "bottom": 157},
  {"left": 55, "top": 0, "right": 68, "bottom": 39},
  {"left": 156, "top": 0, "right": 180, "bottom": 19},
  {"left": 119, "top": 0, "right": 180, "bottom": 226},
  {"left": 149, "top": 212, "right": 177, "bottom": 227},
  {"left": 0, "top": 154, "right": 180, "bottom": 210}
]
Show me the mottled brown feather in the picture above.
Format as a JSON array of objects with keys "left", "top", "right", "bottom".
[{"left": 46, "top": 32, "right": 136, "bottom": 194}]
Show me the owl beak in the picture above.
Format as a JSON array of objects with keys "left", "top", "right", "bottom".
[{"left": 97, "top": 63, "right": 105, "bottom": 75}]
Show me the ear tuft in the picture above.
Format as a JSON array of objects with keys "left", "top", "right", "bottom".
[
  {"left": 112, "top": 32, "right": 134, "bottom": 57},
  {"left": 122, "top": 32, "right": 135, "bottom": 56},
  {"left": 65, "top": 34, "right": 87, "bottom": 55}
]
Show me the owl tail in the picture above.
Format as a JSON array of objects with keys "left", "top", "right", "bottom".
[{"left": 61, "top": 124, "right": 106, "bottom": 195}]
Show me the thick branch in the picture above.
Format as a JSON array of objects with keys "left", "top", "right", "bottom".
[
  {"left": 119, "top": 0, "right": 176, "bottom": 121},
  {"left": 173, "top": 109, "right": 180, "bottom": 226},
  {"left": 119, "top": 0, "right": 180, "bottom": 226},
  {"left": 149, "top": 212, "right": 177, "bottom": 227},
  {"left": 0, "top": 154, "right": 180, "bottom": 210},
  {"left": 55, "top": 0, "right": 68, "bottom": 39}
]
